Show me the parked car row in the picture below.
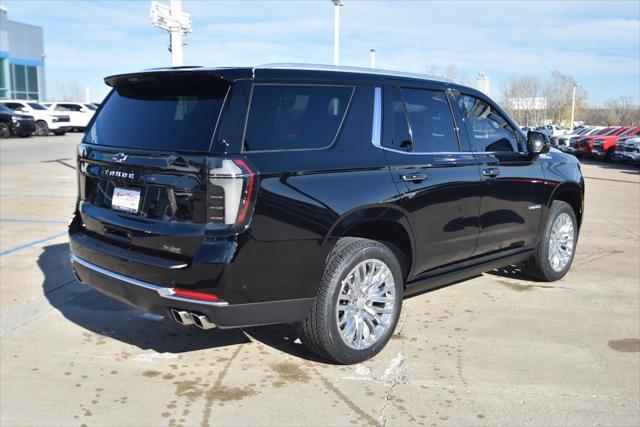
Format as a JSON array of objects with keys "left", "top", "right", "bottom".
[
  {"left": 0, "top": 100, "right": 97, "bottom": 138},
  {"left": 555, "top": 125, "right": 640, "bottom": 164}
]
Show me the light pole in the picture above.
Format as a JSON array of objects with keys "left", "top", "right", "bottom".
[
  {"left": 569, "top": 83, "right": 576, "bottom": 130},
  {"left": 370, "top": 48, "right": 376, "bottom": 68},
  {"left": 332, "top": 0, "right": 343, "bottom": 65},
  {"left": 150, "top": 0, "right": 192, "bottom": 66}
]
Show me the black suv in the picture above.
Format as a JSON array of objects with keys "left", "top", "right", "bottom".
[
  {"left": 0, "top": 104, "right": 36, "bottom": 138},
  {"left": 69, "top": 64, "right": 584, "bottom": 364}
]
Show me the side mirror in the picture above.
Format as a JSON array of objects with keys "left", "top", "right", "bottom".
[{"left": 528, "top": 131, "right": 550, "bottom": 155}]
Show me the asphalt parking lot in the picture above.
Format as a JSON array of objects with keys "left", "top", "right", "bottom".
[{"left": 1, "top": 134, "right": 638, "bottom": 427}]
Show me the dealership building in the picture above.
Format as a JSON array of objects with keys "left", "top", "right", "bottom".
[{"left": 0, "top": 6, "right": 46, "bottom": 100}]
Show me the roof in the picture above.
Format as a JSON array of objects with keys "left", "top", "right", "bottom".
[{"left": 105, "top": 63, "right": 455, "bottom": 87}]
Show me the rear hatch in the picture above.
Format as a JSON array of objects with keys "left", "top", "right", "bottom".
[{"left": 76, "top": 70, "right": 255, "bottom": 262}]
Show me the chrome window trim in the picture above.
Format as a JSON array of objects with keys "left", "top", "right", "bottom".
[
  {"left": 71, "top": 254, "right": 229, "bottom": 307},
  {"left": 372, "top": 87, "right": 382, "bottom": 147}
]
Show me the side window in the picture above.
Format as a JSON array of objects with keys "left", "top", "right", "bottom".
[
  {"left": 400, "top": 88, "right": 459, "bottom": 153},
  {"left": 244, "top": 84, "right": 353, "bottom": 151},
  {"left": 458, "top": 95, "right": 519, "bottom": 152},
  {"left": 388, "top": 87, "right": 412, "bottom": 152},
  {"left": 54, "top": 104, "right": 68, "bottom": 111},
  {"left": 3, "top": 103, "right": 22, "bottom": 111}
]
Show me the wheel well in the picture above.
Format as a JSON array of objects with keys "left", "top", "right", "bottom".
[
  {"left": 342, "top": 220, "right": 412, "bottom": 282},
  {"left": 552, "top": 188, "right": 583, "bottom": 227}
]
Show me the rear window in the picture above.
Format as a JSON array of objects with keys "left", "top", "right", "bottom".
[
  {"left": 84, "top": 76, "right": 229, "bottom": 152},
  {"left": 243, "top": 84, "right": 353, "bottom": 152}
]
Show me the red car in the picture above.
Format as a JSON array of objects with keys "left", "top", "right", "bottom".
[
  {"left": 571, "top": 127, "right": 628, "bottom": 157},
  {"left": 592, "top": 127, "right": 640, "bottom": 161}
]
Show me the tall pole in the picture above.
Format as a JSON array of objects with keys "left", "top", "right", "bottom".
[
  {"left": 370, "top": 48, "right": 376, "bottom": 68},
  {"left": 332, "top": 1, "right": 342, "bottom": 65},
  {"left": 569, "top": 84, "right": 576, "bottom": 131},
  {"left": 170, "top": 0, "right": 183, "bottom": 66}
]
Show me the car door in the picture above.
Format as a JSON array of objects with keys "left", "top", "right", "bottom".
[
  {"left": 452, "top": 92, "right": 546, "bottom": 256},
  {"left": 55, "top": 103, "right": 84, "bottom": 127},
  {"left": 380, "top": 85, "right": 482, "bottom": 277}
]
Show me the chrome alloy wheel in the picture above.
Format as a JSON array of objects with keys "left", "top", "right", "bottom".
[
  {"left": 335, "top": 259, "right": 396, "bottom": 350},
  {"left": 548, "top": 212, "right": 575, "bottom": 272}
]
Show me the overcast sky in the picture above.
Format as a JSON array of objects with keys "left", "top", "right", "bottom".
[{"left": 3, "top": 0, "right": 639, "bottom": 105}]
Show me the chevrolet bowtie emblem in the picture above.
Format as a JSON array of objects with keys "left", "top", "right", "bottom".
[{"left": 112, "top": 153, "right": 128, "bottom": 163}]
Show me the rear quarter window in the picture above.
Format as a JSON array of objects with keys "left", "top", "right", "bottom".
[{"left": 243, "top": 84, "right": 354, "bottom": 152}]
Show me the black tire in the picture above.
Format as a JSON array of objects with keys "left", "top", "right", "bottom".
[
  {"left": 35, "top": 120, "right": 49, "bottom": 136},
  {"left": 297, "top": 237, "right": 403, "bottom": 364},
  {"left": 605, "top": 149, "right": 614, "bottom": 162},
  {"left": 525, "top": 200, "right": 578, "bottom": 282},
  {"left": 53, "top": 131, "right": 66, "bottom": 136},
  {"left": 0, "top": 123, "right": 9, "bottom": 138}
]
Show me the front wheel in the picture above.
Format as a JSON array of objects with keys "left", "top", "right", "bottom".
[
  {"left": 525, "top": 200, "right": 578, "bottom": 281},
  {"left": 35, "top": 120, "right": 49, "bottom": 136},
  {"left": 298, "top": 237, "right": 403, "bottom": 364}
]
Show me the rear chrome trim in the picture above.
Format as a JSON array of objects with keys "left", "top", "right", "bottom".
[
  {"left": 71, "top": 254, "right": 229, "bottom": 307},
  {"left": 372, "top": 87, "right": 382, "bottom": 147}
]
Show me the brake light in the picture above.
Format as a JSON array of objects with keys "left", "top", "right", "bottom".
[
  {"left": 171, "top": 288, "right": 221, "bottom": 302},
  {"left": 206, "top": 157, "right": 257, "bottom": 231}
]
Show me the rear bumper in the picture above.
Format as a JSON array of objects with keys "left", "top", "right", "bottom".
[{"left": 71, "top": 254, "right": 314, "bottom": 328}]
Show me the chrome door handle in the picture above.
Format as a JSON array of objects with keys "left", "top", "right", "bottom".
[
  {"left": 482, "top": 168, "right": 500, "bottom": 178},
  {"left": 401, "top": 173, "right": 428, "bottom": 183}
]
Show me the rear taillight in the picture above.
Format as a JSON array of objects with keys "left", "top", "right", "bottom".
[{"left": 206, "top": 157, "right": 257, "bottom": 231}]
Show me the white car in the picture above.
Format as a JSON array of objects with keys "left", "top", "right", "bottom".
[
  {"left": 0, "top": 100, "right": 73, "bottom": 136},
  {"left": 42, "top": 102, "right": 96, "bottom": 131},
  {"left": 536, "top": 125, "right": 567, "bottom": 143}
]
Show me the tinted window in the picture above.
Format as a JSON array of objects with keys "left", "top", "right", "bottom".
[
  {"left": 244, "top": 85, "right": 353, "bottom": 151},
  {"left": 458, "top": 95, "right": 519, "bottom": 152},
  {"left": 387, "top": 87, "right": 413, "bottom": 152},
  {"left": 2, "top": 103, "right": 22, "bottom": 111},
  {"left": 400, "top": 89, "right": 458, "bottom": 152},
  {"left": 84, "top": 76, "right": 229, "bottom": 152},
  {"left": 28, "top": 103, "right": 48, "bottom": 110}
]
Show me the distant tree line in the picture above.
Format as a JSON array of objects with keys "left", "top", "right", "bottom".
[{"left": 499, "top": 71, "right": 639, "bottom": 127}]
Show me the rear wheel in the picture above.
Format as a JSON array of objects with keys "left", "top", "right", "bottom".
[
  {"left": 298, "top": 237, "right": 403, "bottom": 364},
  {"left": 53, "top": 130, "right": 66, "bottom": 136},
  {"left": 525, "top": 200, "right": 578, "bottom": 281},
  {"left": 0, "top": 123, "right": 9, "bottom": 138},
  {"left": 35, "top": 120, "right": 49, "bottom": 136}
]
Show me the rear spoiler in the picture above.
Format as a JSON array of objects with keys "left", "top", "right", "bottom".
[{"left": 104, "top": 67, "right": 253, "bottom": 88}]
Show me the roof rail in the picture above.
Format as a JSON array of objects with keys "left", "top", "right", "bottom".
[{"left": 254, "top": 63, "right": 453, "bottom": 83}]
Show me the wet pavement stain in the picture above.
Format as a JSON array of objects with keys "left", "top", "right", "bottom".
[
  {"left": 608, "top": 338, "right": 640, "bottom": 353},
  {"left": 270, "top": 361, "right": 311, "bottom": 384},
  {"left": 143, "top": 370, "right": 162, "bottom": 378}
]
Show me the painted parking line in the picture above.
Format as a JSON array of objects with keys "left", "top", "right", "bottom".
[{"left": 0, "top": 231, "right": 68, "bottom": 257}]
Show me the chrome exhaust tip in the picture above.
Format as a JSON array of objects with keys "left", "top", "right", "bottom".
[
  {"left": 170, "top": 309, "right": 194, "bottom": 326},
  {"left": 190, "top": 313, "right": 216, "bottom": 330}
]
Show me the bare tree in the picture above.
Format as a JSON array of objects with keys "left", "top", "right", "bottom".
[
  {"left": 53, "top": 81, "right": 83, "bottom": 101},
  {"left": 425, "top": 64, "right": 470, "bottom": 85},
  {"left": 544, "top": 71, "right": 588, "bottom": 127},
  {"left": 604, "top": 96, "right": 640, "bottom": 125},
  {"left": 500, "top": 75, "right": 546, "bottom": 126}
]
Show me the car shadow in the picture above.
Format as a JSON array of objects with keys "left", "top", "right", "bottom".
[
  {"left": 486, "top": 263, "right": 531, "bottom": 281},
  {"left": 579, "top": 157, "right": 639, "bottom": 174},
  {"left": 39, "top": 243, "right": 330, "bottom": 363}
]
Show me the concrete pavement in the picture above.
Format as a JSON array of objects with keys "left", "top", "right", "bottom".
[{"left": 1, "top": 135, "right": 638, "bottom": 426}]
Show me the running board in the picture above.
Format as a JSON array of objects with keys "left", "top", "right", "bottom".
[{"left": 404, "top": 248, "right": 535, "bottom": 298}]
